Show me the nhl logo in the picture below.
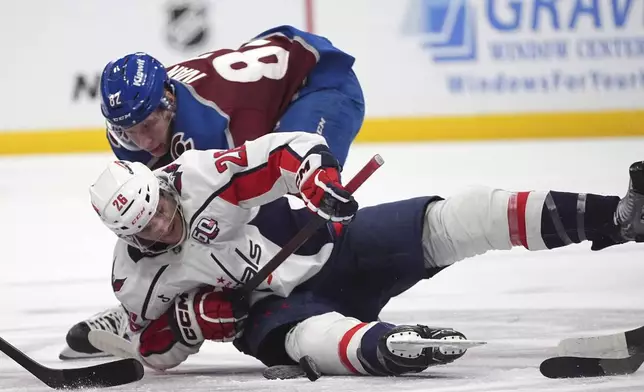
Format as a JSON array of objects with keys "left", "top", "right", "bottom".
[{"left": 165, "top": 0, "right": 210, "bottom": 52}]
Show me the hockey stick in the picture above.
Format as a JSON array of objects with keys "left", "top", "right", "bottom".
[
  {"left": 232, "top": 154, "right": 385, "bottom": 304},
  {"left": 540, "top": 325, "right": 644, "bottom": 378},
  {"left": 540, "top": 353, "right": 644, "bottom": 379},
  {"left": 0, "top": 336, "right": 143, "bottom": 389}
]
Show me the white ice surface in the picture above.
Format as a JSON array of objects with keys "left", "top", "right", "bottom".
[{"left": 2, "top": 138, "right": 644, "bottom": 391}]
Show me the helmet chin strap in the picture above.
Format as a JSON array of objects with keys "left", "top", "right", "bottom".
[
  {"left": 160, "top": 85, "right": 177, "bottom": 147},
  {"left": 166, "top": 184, "right": 187, "bottom": 250},
  {"left": 174, "top": 206, "right": 188, "bottom": 247}
]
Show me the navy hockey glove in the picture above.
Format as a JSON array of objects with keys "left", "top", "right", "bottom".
[{"left": 296, "top": 147, "right": 358, "bottom": 223}]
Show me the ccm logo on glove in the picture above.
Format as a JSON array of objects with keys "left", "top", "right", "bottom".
[{"left": 175, "top": 291, "right": 202, "bottom": 345}]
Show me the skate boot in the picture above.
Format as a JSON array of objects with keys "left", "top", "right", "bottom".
[
  {"left": 59, "top": 305, "right": 129, "bottom": 360},
  {"left": 615, "top": 161, "right": 644, "bottom": 242},
  {"left": 378, "top": 324, "right": 468, "bottom": 373},
  {"left": 591, "top": 161, "right": 644, "bottom": 251}
]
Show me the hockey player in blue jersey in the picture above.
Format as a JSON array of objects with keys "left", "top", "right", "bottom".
[
  {"left": 103, "top": 25, "right": 363, "bottom": 169},
  {"left": 59, "top": 25, "right": 366, "bottom": 360}
]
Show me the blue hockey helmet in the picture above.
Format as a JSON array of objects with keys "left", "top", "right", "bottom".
[{"left": 100, "top": 53, "right": 172, "bottom": 149}]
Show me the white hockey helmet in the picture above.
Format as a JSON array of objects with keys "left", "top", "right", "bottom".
[{"left": 90, "top": 160, "right": 160, "bottom": 237}]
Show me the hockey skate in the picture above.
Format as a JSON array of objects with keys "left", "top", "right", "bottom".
[
  {"left": 59, "top": 306, "right": 129, "bottom": 360},
  {"left": 378, "top": 325, "right": 480, "bottom": 372},
  {"left": 615, "top": 161, "right": 644, "bottom": 242}
]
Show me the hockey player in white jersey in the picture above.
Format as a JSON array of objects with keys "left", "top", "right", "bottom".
[{"left": 90, "top": 130, "right": 644, "bottom": 376}]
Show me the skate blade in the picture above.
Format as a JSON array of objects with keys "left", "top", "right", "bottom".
[{"left": 388, "top": 337, "right": 487, "bottom": 350}]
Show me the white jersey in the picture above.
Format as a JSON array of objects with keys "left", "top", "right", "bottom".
[{"left": 110, "top": 132, "right": 336, "bottom": 328}]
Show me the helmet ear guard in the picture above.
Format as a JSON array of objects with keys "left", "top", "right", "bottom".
[{"left": 160, "top": 82, "right": 175, "bottom": 112}]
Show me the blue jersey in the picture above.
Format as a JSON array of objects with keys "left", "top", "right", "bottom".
[{"left": 108, "top": 25, "right": 359, "bottom": 169}]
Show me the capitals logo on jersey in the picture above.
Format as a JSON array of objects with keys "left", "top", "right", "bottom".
[
  {"left": 112, "top": 276, "right": 127, "bottom": 292},
  {"left": 128, "top": 311, "right": 144, "bottom": 333},
  {"left": 162, "top": 163, "right": 184, "bottom": 195}
]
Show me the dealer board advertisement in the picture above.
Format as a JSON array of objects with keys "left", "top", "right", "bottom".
[{"left": 315, "top": 0, "right": 644, "bottom": 116}]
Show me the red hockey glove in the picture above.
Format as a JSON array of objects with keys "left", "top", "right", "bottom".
[
  {"left": 170, "top": 286, "right": 246, "bottom": 345},
  {"left": 296, "top": 148, "right": 358, "bottom": 224},
  {"left": 138, "top": 312, "right": 186, "bottom": 361},
  {"left": 138, "top": 286, "right": 246, "bottom": 358}
]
